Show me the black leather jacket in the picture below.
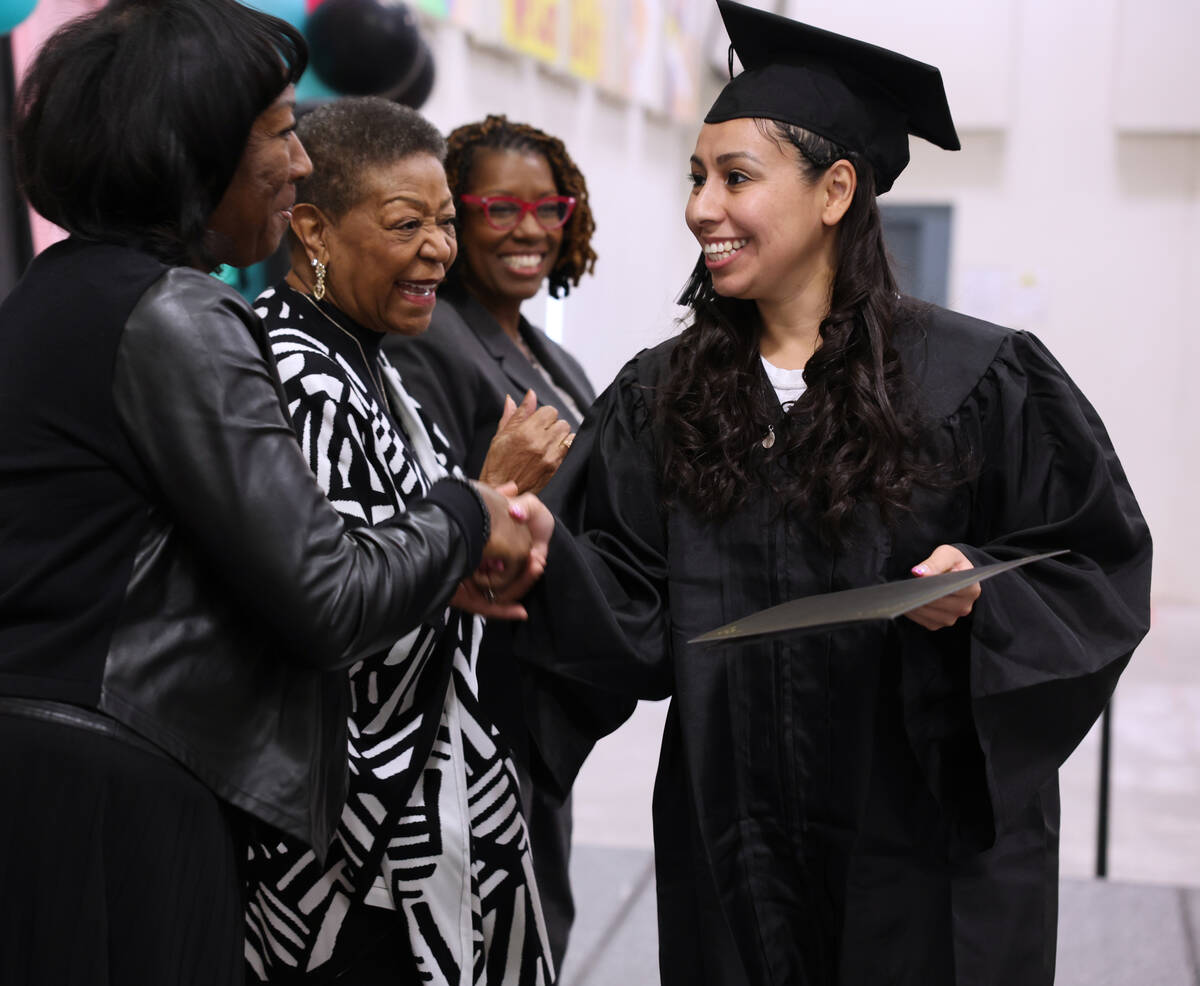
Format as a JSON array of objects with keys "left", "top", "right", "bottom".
[{"left": 66, "top": 264, "right": 479, "bottom": 853}]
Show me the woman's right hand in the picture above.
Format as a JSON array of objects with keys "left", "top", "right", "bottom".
[
  {"left": 476, "top": 480, "right": 534, "bottom": 583},
  {"left": 903, "top": 544, "right": 981, "bottom": 630},
  {"left": 453, "top": 482, "right": 554, "bottom": 619},
  {"left": 478, "top": 390, "right": 573, "bottom": 495}
]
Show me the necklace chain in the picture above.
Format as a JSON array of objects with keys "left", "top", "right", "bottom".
[{"left": 295, "top": 290, "right": 388, "bottom": 402}]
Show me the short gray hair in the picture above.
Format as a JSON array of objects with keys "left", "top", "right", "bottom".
[{"left": 296, "top": 96, "right": 447, "bottom": 218}]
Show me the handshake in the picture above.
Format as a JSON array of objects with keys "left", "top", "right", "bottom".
[
  {"left": 451, "top": 480, "right": 554, "bottom": 621},
  {"left": 453, "top": 388, "right": 575, "bottom": 619}
]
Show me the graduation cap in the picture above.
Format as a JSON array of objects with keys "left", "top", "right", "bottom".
[{"left": 706, "top": 0, "right": 960, "bottom": 193}]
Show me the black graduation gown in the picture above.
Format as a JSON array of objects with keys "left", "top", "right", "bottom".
[{"left": 515, "top": 304, "right": 1152, "bottom": 986}]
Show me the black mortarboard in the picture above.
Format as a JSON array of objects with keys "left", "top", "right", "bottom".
[{"left": 705, "top": 0, "right": 960, "bottom": 194}]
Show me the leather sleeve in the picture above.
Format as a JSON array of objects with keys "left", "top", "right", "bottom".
[{"left": 111, "top": 268, "right": 475, "bottom": 670}]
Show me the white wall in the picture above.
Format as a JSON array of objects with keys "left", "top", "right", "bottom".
[
  {"left": 868, "top": 0, "right": 1200, "bottom": 606},
  {"left": 419, "top": 0, "right": 1198, "bottom": 605}
]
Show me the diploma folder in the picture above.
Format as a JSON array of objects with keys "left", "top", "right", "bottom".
[{"left": 690, "top": 550, "right": 1067, "bottom": 643}]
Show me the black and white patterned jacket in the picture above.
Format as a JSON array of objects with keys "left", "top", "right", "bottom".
[{"left": 244, "top": 283, "right": 552, "bottom": 985}]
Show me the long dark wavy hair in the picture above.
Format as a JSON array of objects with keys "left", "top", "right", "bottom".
[{"left": 658, "top": 121, "right": 933, "bottom": 539}]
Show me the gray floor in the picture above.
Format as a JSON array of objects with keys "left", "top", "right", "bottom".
[
  {"left": 557, "top": 603, "right": 1200, "bottom": 985},
  {"left": 558, "top": 849, "right": 1200, "bottom": 986}
]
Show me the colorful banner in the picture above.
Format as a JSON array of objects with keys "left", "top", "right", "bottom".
[
  {"left": 663, "top": 0, "right": 701, "bottom": 121},
  {"left": 621, "top": 0, "right": 664, "bottom": 111},
  {"left": 502, "top": 0, "right": 562, "bottom": 64},
  {"left": 568, "top": 0, "right": 604, "bottom": 81},
  {"left": 457, "top": 0, "right": 702, "bottom": 121}
]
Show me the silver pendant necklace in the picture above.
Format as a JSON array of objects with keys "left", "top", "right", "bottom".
[{"left": 296, "top": 290, "right": 387, "bottom": 402}]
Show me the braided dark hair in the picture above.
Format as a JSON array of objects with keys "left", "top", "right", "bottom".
[
  {"left": 442, "top": 114, "right": 596, "bottom": 298},
  {"left": 658, "top": 121, "right": 934, "bottom": 539}
]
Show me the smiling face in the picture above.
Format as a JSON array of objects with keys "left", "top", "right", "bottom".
[
  {"left": 207, "top": 86, "right": 312, "bottom": 269},
  {"left": 458, "top": 148, "right": 563, "bottom": 317},
  {"left": 685, "top": 117, "right": 840, "bottom": 307},
  {"left": 319, "top": 153, "right": 457, "bottom": 336}
]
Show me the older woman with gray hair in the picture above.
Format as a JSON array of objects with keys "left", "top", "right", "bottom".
[{"left": 244, "top": 97, "right": 555, "bottom": 985}]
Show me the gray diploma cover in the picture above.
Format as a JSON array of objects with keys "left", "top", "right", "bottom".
[{"left": 690, "top": 549, "right": 1068, "bottom": 643}]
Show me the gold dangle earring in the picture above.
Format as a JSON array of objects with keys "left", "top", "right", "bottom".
[{"left": 311, "top": 257, "right": 327, "bottom": 301}]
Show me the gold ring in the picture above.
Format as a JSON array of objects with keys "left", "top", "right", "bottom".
[{"left": 561, "top": 434, "right": 574, "bottom": 449}]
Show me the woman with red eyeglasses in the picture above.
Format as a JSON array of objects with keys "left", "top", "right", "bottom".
[{"left": 383, "top": 114, "right": 603, "bottom": 970}]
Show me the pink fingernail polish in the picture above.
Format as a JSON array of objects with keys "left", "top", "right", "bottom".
[
  {"left": 912, "top": 565, "right": 927, "bottom": 575},
  {"left": 509, "top": 503, "right": 527, "bottom": 521}
]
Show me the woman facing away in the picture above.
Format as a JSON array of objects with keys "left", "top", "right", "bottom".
[
  {"left": 384, "top": 114, "right": 603, "bottom": 967},
  {"left": 0, "top": 4, "right": 545, "bottom": 984},
  {"left": 513, "top": 2, "right": 1153, "bottom": 984},
  {"left": 244, "top": 97, "right": 553, "bottom": 985}
]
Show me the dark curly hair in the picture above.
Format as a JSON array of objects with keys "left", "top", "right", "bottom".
[
  {"left": 442, "top": 114, "right": 596, "bottom": 298},
  {"left": 658, "top": 121, "right": 936, "bottom": 539},
  {"left": 13, "top": 0, "right": 306, "bottom": 269}
]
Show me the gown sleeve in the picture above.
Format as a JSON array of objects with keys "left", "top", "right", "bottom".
[
  {"left": 514, "top": 350, "right": 675, "bottom": 794},
  {"left": 903, "top": 329, "right": 1152, "bottom": 841}
]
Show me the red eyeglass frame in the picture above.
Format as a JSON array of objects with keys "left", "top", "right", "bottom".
[{"left": 459, "top": 194, "right": 577, "bottom": 231}]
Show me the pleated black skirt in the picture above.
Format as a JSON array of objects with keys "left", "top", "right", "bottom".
[{"left": 0, "top": 712, "right": 245, "bottom": 986}]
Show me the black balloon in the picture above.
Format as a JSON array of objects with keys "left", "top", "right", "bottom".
[
  {"left": 386, "top": 37, "right": 435, "bottom": 109},
  {"left": 306, "top": 0, "right": 425, "bottom": 96}
]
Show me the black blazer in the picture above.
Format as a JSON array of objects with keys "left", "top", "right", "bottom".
[{"left": 383, "top": 291, "right": 596, "bottom": 478}]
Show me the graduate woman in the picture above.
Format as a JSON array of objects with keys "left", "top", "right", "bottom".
[{"left": 515, "top": 2, "right": 1153, "bottom": 984}]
